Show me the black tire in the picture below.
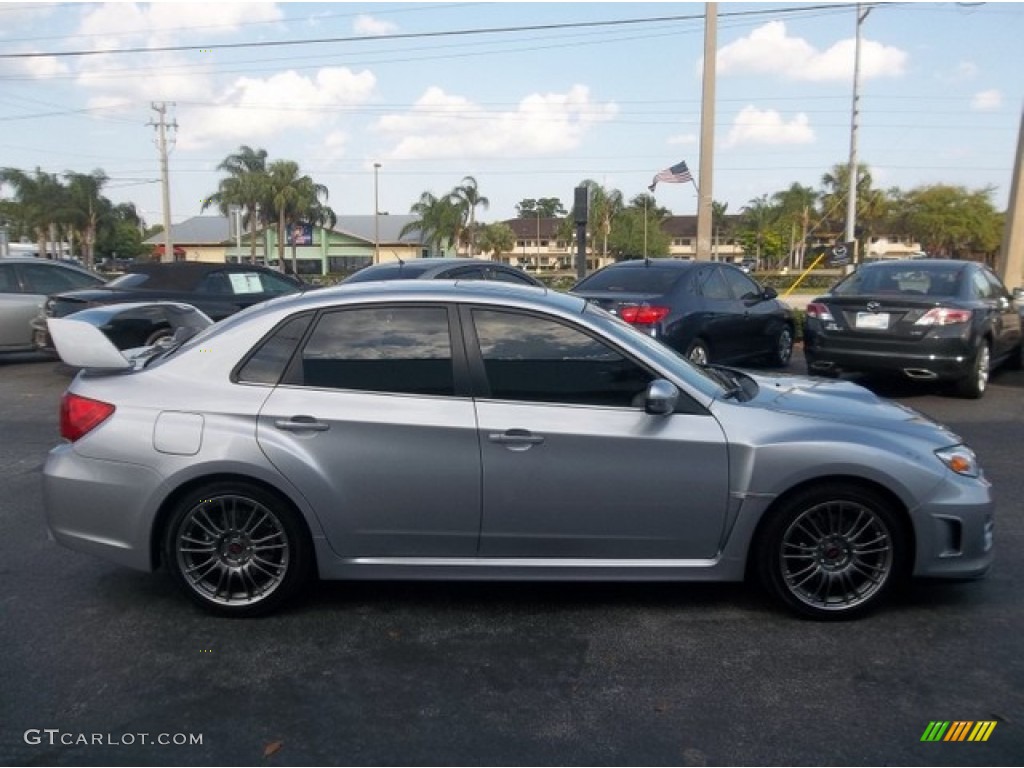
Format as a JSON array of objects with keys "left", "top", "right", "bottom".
[
  {"left": 163, "top": 481, "right": 312, "bottom": 617},
  {"left": 768, "top": 325, "right": 794, "bottom": 368},
  {"left": 755, "top": 483, "right": 908, "bottom": 620},
  {"left": 954, "top": 340, "right": 990, "bottom": 399},
  {"left": 686, "top": 338, "right": 710, "bottom": 366},
  {"left": 143, "top": 326, "right": 174, "bottom": 347}
]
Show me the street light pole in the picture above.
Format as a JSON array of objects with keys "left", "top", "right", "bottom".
[{"left": 373, "top": 163, "right": 381, "bottom": 265}]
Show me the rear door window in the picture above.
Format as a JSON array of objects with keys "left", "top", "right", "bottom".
[{"left": 291, "top": 306, "right": 455, "bottom": 396}]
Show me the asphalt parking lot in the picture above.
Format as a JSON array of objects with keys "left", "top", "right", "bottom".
[{"left": 1, "top": 349, "right": 1022, "bottom": 766}]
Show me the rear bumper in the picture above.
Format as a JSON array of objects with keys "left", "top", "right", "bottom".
[
  {"left": 43, "top": 445, "right": 163, "bottom": 572},
  {"left": 804, "top": 332, "right": 975, "bottom": 380}
]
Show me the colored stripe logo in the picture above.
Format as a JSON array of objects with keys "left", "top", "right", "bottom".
[{"left": 921, "top": 721, "right": 997, "bottom": 742}]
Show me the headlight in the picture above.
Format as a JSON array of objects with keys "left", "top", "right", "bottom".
[{"left": 935, "top": 445, "right": 980, "bottom": 478}]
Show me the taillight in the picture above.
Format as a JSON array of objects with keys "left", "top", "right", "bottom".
[
  {"left": 805, "top": 302, "right": 835, "bottom": 321},
  {"left": 620, "top": 305, "right": 670, "bottom": 324},
  {"left": 60, "top": 393, "right": 115, "bottom": 442},
  {"left": 915, "top": 307, "right": 972, "bottom": 326}
]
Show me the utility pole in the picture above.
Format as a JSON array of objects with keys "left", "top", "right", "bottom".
[
  {"left": 695, "top": 3, "right": 717, "bottom": 261},
  {"left": 996, "top": 107, "right": 1024, "bottom": 289},
  {"left": 149, "top": 102, "right": 177, "bottom": 262},
  {"left": 373, "top": 162, "right": 381, "bottom": 264},
  {"left": 845, "top": 4, "right": 871, "bottom": 265}
]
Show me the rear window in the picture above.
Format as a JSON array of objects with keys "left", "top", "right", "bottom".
[
  {"left": 833, "top": 266, "right": 962, "bottom": 297},
  {"left": 345, "top": 264, "right": 431, "bottom": 283},
  {"left": 573, "top": 266, "right": 686, "bottom": 294}
]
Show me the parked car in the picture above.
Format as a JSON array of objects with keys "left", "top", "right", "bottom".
[
  {"left": 343, "top": 257, "right": 544, "bottom": 287},
  {"left": 803, "top": 259, "right": 1023, "bottom": 398},
  {"left": 571, "top": 259, "right": 795, "bottom": 367},
  {"left": 33, "top": 261, "right": 306, "bottom": 350},
  {"left": 44, "top": 281, "right": 993, "bottom": 620},
  {"left": 0, "top": 257, "right": 106, "bottom": 353}
]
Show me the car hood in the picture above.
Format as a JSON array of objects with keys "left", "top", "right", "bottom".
[{"left": 743, "top": 370, "right": 961, "bottom": 442}]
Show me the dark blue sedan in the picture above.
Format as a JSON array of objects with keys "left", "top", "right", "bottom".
[{"left": 571, "top": 259, "right": 795, "bottom": 367}]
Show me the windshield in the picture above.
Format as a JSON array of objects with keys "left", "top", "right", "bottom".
[{"left": 106, "top": 273, "right": 150, "bottom": 288}]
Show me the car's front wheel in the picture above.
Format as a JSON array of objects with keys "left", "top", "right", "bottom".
[
  {"left": 755, "top": 483, "right": 908, "bottom": 620},
  {"left": 163, "top": 481, "right": 312, "bottom": 617}
]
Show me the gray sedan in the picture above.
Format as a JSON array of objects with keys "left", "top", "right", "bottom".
[
  {"left": 0, "top": 257, "right": 104, "bottom": 352},
  {"left": 42, "top": 281, "right": 994, "bottom": 619}
]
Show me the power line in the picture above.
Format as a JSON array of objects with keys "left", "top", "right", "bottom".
[{"left": 0, "top": 4, "right": 894, "bottom": 60}]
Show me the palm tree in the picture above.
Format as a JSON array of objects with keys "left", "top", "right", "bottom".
[
  {"left": 450, "top": 176, "right": 489, "bottom": 257},
  {"left": 203, "top": 146, "right": 270, "bottom": 261},
  {"left": 63, "top": 170, "right": 110, "bottom": 267},
  {"left": 0, "top": 167, "right": 64, "bottom": 258},
  {"left": 400, "top": 191, "right": 462, "bottom": 257},
  {"left": 265, "top": 160, "right": 335, "bottom": 275},
  {"left": 580, "top": 180, "right": 624, "bottom": 260}
]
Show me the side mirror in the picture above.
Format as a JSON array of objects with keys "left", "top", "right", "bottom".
[
  {"left": 1013, "top": 286, "right": 1024, "bottom": 301},
  {"left": 644, "top": 379, "right": 679, "bottom": 416},
  {"left": 763, "top": 285, "right": 778, "bottom": 300}
]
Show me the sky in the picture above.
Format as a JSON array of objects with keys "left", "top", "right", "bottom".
[{"left": 1, "top": 0, "right": 1022, "bottom": 231}]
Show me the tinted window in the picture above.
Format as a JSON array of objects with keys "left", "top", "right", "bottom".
[
  {"left": 298, "top": 306, "right": 454, "bottom": 396},
  {"left": 574, "top": 265, "right": 685, "bottom": 294},
  {"left": 345, "top": 264, "right": 432, "bottom": 283},
  {"left": 197, "top": 270, "right": 295, "bottom": 296},
  {"left": 491, "top": 268, "right": 537, "bottom": 286},
  {"left": 236, "top": 314, "right": 313, "bottom": 385},
  {"left": 472, "top": 309, "right": 653, "bottom": 407},
  {"left": 0, "top": 264, "right": 18, "bottom": 293},
  {"left": 721, "top": 266, "right": 761, "bottom": 300},
  {"left": 443, "top": 266, "right": 486, "bottom": 280},
  {"left": 20, "top": 263, "right": 102, "bottom": 294},
  {"left": 969, "top": 270, "right": 994, "bottom": 300},
  {"left": 106, "top": 273, "right": 150, "bottom": 288},
  {"left": 697, "top": 267, "right": 731, "bottom": 300}
]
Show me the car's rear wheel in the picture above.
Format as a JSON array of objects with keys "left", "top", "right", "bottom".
[
  {"left": 686, "top": 338, "right": 710, "bottom": 366},
  {"left": 143, "top": 326, "right": 174, "bottom": 347},
  {"left": 955, "top": 340, "right": 990, "bottom": 399},
  {"left": 768, "top": 325, "right": 794, "bottom": 367},
  {"left": 164, "top": 481, "right": 312, "bottom": 617},
  {"left": 755, "top": 483, "right": 907, "bottom": 620}
]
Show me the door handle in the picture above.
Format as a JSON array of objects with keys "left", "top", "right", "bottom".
[
  {"left": 274, "top": 415, "right": 329, "bottom": 432},
  {"left": 488, "top": 430, "right": 545, "bottom": 451}
]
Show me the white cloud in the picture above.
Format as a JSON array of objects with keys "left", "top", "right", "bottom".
[
  {"left": 715, "top": 21, "right": 907, "bottom": 82},
  {"left": 723, "top": 106, "right": 815, "bottom": 148},
  {"left": 971, "top": 89, "right": 1002, "bottom": 111},
  {"left": 321, "top": 130, "right": 350, "bottom": 163},
  {"left": 179, "top": 67, "right": 377, "bottom": 149},
  {"left": 17, "top": 54, "right": 70, "bottom": 79},
  {"left": 376, "top": 85, "right": 618, "bottom": 160},
  {"left": 75, "top": 3, "right": 284, "bottom": 49},
  {"left": 354, "top": 14, "right": 397, "bottom": 36}
]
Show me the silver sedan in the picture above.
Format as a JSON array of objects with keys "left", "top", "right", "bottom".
[{"left": 43, "top": 281, "right": 994, "bottom": 619}]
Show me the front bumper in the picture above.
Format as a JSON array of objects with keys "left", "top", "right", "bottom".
[{"left": 911, "top": 471, "right": 994, "bottom": 579}]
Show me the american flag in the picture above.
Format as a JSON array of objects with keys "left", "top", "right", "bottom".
[{"left": 648, "top": 161, "right": 693, "bottom": 192}]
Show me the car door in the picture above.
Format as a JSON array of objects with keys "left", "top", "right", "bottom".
[
  {"left": 979, "top": 267, "right": 1022, "bottom": 358},
  {"left": 0, "top": 262, "right": 36, "bottom": 350},
  {"left": 465, "top": 306, "right": 731, "bottom": 560},
  {"left": 721, "top": 265, "right": 779, "bottom": 360},
  {"left": 694, "top": 265, "right": 746, "bottom": 361},
  {"left": 255, "top": 304, "right": 483, "bottom": 558}
]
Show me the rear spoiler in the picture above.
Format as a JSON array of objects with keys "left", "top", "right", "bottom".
[{"left": 47, "top": 302, "right": 213, "bottom": 371}]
